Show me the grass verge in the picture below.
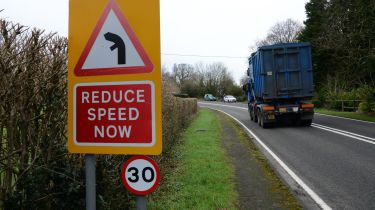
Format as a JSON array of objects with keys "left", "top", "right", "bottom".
[
  {"left": 315, "top": 108, "right": 375, "bottom": 122},
  {"left": 149, "top": 109, "right": 238, "bottom": 210}
]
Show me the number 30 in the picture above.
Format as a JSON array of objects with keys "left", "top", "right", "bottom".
[{"left": 127, "top": 167, "right": 155, "bottom": 183}]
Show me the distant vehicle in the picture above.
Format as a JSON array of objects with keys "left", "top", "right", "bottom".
[
  {"left": 244, "top": 43, "right": 314, "bottom": 128},
  {"left": 223, "top": 95, "right": 237, "bottom": 103},
  {"left": 204, "top": 94, "right": 217, "bottom": 101}
]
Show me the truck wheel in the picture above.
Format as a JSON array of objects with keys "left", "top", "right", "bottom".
[
  {"left": 250, "top": 111, "right": 254, "bottom": 121},
  {"left": 260, "top": 116, "right": 271, "bottom": 128},
  {"left": 254, "top": 109, "right": 258, "bottom": 123},
  {"left": 257, "top": 112, "right": 262, "bottom": 126}
]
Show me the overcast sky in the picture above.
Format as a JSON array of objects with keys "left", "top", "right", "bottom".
[{"left": 1, "top": 0, "right": 308, "bottom": 83}]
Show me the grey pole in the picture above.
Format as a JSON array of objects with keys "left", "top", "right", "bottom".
[
  {"left": 85, "top": 154, "right": 96, "bottom": 210},
  {"left": 136, "top": 196, "right": 147, "bottom": 210}
]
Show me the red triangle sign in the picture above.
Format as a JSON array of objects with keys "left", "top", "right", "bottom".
[{"left": 75, "top": 0, "right": 153, "bottom": 76}]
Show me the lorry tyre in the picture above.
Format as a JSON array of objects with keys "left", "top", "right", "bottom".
[
  {"left": 260, "top": 116, "right": 271, "bottom": 128},
  {"left": 250, "top": 111, "right": 254, "bottom": 121},
  {"left": 257, "top": 111, "right": 262, "bottom": 126},
  {"left": 254, "top": 110, "right": 258, "bottom": 123}
]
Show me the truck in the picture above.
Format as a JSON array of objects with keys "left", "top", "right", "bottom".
[{"left": 244, "top": 42, "right": 315, "bottom": 128}]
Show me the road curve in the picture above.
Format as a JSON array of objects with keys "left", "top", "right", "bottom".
[{"left": 199, "top": 101, "right": 375, "bottom": 210}]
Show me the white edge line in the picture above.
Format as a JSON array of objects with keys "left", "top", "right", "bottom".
[
  {"left": 201, "top": 106, "right": 332, "bottom": 210},
  {"left": 312, "top": 123, "right": 375, "bottom": 142},
  {"left": 312, "top": 125, "right": 375, "bottom": 145},
  {"left": 315, "top": 113, "right": 375, "bottom": 124},
  {"left": 199, "top": 102, "right": 248, "bottom": 110}
]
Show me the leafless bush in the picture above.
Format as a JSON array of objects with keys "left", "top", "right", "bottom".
[{"left": 0, "top": 18, "right": 78, "bottom": 209}]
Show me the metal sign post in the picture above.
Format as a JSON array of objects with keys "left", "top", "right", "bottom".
[
  {"left": 136, "top": 196, "right": 147, "bottom": 210},
  {"left": 85, "top": 154, "right": 96, "bottom": 210}
]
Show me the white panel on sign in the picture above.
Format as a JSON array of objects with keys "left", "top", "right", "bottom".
[{"left": 82, "top": 10, "right": 145, "bottom": 70}]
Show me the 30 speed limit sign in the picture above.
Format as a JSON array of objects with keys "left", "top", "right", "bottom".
[{"left": 121, "top": 156, "right": 160, "bottom": 195}]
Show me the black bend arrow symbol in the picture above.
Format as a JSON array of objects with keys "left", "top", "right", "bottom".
[{"left": 104, "top": 32, "right": 126, "bottom": 65}]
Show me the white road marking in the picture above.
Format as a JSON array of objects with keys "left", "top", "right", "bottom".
[
  {"left": 201, "top": 105, "right": 332, "bottom": 210},
  {"left": 312, "top": 124, "right": 375, "bottom": 145},
  {"left": 315, "top": 113, "right": 375, "bottom": 124},
  {"left": 199, "top": 102, "right": 248, "bottom": 110}
]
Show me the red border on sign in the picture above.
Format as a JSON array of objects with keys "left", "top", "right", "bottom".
[
  {"left": 74, "top": 0, "right": 153, "bottom": 76},
  {"left": 121, "top": 156, "right": 160, "bottom": 195}
]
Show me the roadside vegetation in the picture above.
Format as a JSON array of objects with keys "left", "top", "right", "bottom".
[
  {"left": 149, "top": 109, "right": 238, "bottom": 210},
  {"left": 163, "top": 63, "right": 244, "bottom": 101},
  {"left": 300, "top": 0, "right": 375, "bottom": 115}
]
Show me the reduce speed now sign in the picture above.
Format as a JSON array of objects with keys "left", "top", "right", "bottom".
[
  {"left": 121, "top": 156, "right": 160, "bottom": 195},
  {"left": 68, "top": 0, "right": 162, "bottom": 154}
]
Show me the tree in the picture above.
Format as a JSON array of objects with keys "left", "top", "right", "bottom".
[
  {"left": 298, "top": 0, "right": 331, "bottom": 89},
  {"left": 172, "top": 63, "right": 194, "bottom": 88},
  {"left": 298, "top": 0, "right": 327, "bottom": 42},
  {"left": 162, "top": 65, "right": 179, "bottom": 94},
  {"left": 255, "top": 19, "right": 303, "bottom": 47},
  {"left": 240, "top": 73, "right": 249, "bottom": 87},
  {"left": 299, "top": 0, "right": 375, "bottom": 91},
  {"left": 167, "top": 62, "right": 243, "bottom": 98}
]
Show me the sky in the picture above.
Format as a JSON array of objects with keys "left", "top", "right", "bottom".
[{"left": 1, "top": 0, "right": 308, "bottom": 84}]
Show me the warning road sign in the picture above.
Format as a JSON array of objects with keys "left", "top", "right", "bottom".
[
  {"left": 68, "top": 0, "right": 162, "bottom": 155},
  {"left": 74, "top": 0, "right": 153, "bottom": 76}
]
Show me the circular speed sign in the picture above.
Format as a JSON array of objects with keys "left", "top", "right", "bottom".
[{"left": 121, "top": 156, "right": 160, "bottom": 195}]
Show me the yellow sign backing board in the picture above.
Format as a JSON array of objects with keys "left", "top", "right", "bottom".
[{"left": 68, "top": 0, "right": 162, "bottom": 155}]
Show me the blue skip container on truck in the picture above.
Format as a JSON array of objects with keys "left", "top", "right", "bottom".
[{"left": 244, "top": 42, "right": 315, "bottom": 128}]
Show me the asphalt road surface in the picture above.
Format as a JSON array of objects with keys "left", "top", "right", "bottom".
[{"left": 199, "top": 101, "right": 375, "bottom": 210}]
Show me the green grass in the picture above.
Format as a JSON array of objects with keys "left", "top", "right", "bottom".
[
  {"left": 315, "top": 108, "right": 375, "bottom": 122},
  {"left": 149, "top": 109, "right": 238, "bottom": 210}
]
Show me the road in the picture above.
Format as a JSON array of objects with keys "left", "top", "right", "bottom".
[{"left": 199, "top": 101, "right": 375, "bottom": 210}]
